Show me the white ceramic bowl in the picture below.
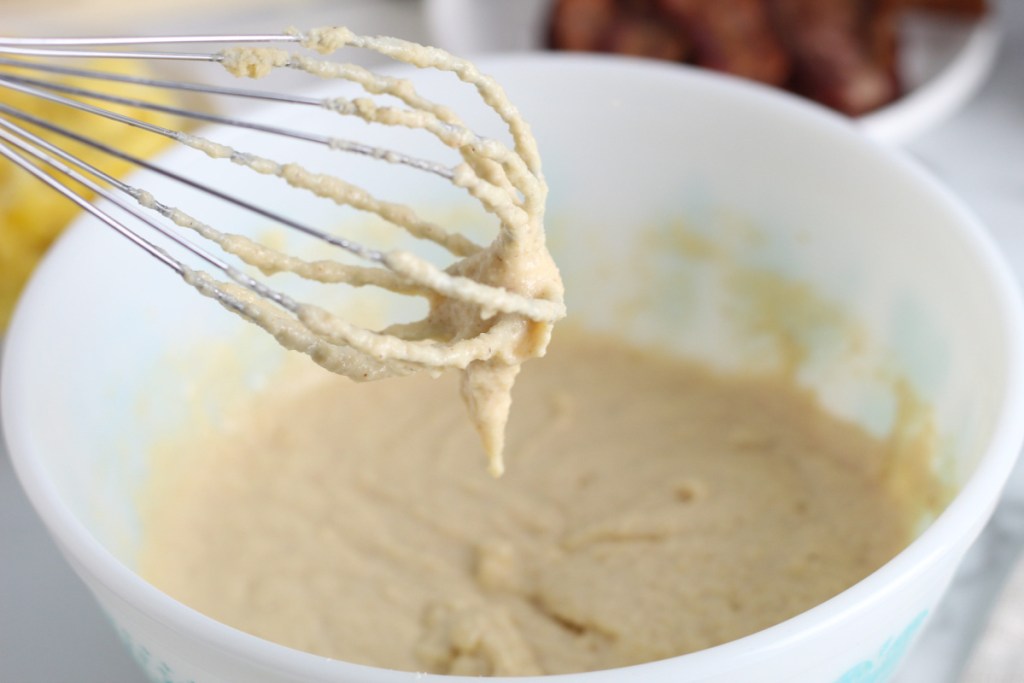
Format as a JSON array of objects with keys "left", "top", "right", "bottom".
[{"left": 4, "top": 55, "right": 1024, "bottom": 683}]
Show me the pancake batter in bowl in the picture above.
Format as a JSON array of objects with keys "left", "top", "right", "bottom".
[{"left": 139, "top": 329, "right": 926, "bottom": 676}]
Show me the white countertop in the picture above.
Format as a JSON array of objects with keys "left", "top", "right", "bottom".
[{"left": 2, "top": 1, "right": 1024, "bottom": 680}]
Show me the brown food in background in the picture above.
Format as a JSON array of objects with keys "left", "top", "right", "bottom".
[
  {"left": 549, "top": 0, "right": 619, "bottom": 52},
  {"left": 864, "top": 0, "right": 902, "bottom": 80},
  {"left": 606, "top": 13, "right": 690, "bottom": 60},
  {"left": 768, "top": 0, "right": 900, "bottom": 116},
  {"left": 551, "top": 0, "right": 692, "bottom": 60},
  {"left": 547, "top": 0, "right": 987, "bottom": 116},
  {"left": 658, "top": 0, "right": 791, "bottom": 85}
]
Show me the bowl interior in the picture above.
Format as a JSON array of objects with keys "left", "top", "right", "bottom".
[{"left": 2, "top": 56, "right": 1015, "bottom": 580}]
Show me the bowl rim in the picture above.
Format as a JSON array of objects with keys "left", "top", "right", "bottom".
[{"left": 3, "top": 52, "right": 1024, "bottom": 681}]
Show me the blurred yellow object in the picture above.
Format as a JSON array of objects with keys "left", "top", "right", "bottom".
[{"left": 0, "top": 59, "right": 182, "bottom": 330}]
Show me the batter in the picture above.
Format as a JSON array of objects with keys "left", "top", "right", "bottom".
[
  {"left": 140, "top": 330, "right": 920, "bottom": 676},
  {"left": 157, "top": 27, "right": 567, "bottom": 476}
]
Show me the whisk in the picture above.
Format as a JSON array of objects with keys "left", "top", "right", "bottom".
[{"left": 0, "top": 28, "right": 566, "bottom": 475}]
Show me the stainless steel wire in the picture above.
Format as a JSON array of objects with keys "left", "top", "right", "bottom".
[
  {"left": 0, "top": 27, "right": 565, "bottom": 380},
  {"left": 0, "top": 32, "right": 466, "bottom": 308}
]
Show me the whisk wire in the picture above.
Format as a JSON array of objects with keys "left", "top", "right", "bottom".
[
  {"left": 0, "top": 116, "right": 306, "bottom": 316},
  {"left": 0, "top": 130, "right": 184, "bottom": 273},
  {"left": 0, "top": 30, "right": 464, "bottom": 281},
  {"left": 0, "top": 100, "right": 385, "bottom": 265},
  {"left": 0, "top": 34, "right": 297, "bottom": 47},
  {"left": 0, "top": 69, "right": 456, "bottom": 180},
  {"left": 0, "top": 26, "right": 565, "bottom": 403},
  {"left": 0, "top": 55, "right": 323, "bottom": 105},
  {"left": 0, "top": 33, "right": 298, "bottom": 61}
]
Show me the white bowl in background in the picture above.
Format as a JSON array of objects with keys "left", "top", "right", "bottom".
[
  {"left": 3, "top": 55, "right": 1024, "bottom": 682},
  {"left": 423, "top": 0, "right": 1001, "bottom": 145}
]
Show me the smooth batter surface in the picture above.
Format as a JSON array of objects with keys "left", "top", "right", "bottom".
[{"left": 140, "top": 331, "right": 917, "bottom": 676}]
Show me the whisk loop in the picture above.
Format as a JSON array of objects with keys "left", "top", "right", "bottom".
[{"left": 0, "top": 28, "right": 565, "bottom": 475}]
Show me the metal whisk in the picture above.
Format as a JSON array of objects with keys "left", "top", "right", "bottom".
[
  {"left": 0, "top": 28, "right": 568, "bottom": 472},
  {"left": 0, "top": 28, "right": 566, "bottom": 384}
]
